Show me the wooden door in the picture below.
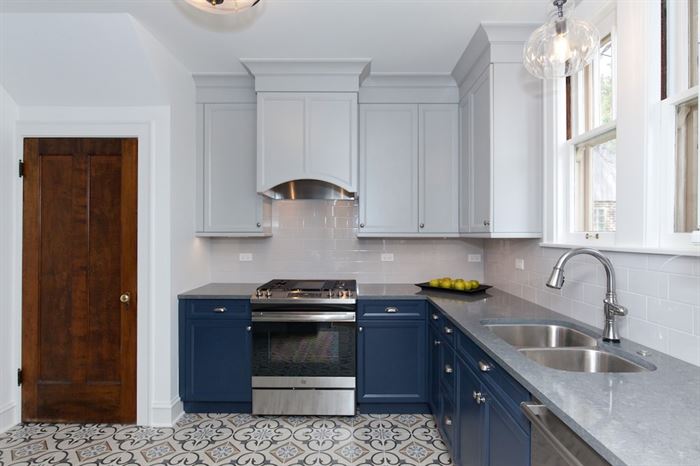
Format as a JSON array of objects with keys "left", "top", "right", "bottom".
[{"left": 22, "top": 138, "right": 137, "bottom": 423}]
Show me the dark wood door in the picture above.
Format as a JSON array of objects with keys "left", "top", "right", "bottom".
[{"left": 22, "top": 138, "right": 137, "bottom": 423}]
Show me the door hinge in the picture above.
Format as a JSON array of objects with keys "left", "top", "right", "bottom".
[
  {"left": 17, "top": 368, "right": 23, "bottom": 386},
  {"left": 18, "top": 160, "right": 24, "bottom": 178}
]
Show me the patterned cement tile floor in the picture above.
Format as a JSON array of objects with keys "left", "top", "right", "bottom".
[{"left": 0, "top": 413, "right": 452, "bottom": 466}]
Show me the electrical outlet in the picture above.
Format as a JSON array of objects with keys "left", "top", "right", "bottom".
[
  {"left": 515, "top": 258, "right": 525, "bottom": 270},
  {"left": 239, "top": 253, "right": 253, "bottom": 262},
  {"left": 468, "top": 254, "right": 482, "bottom": 263},
  {"left": 381, "top": 253, "right": 394, "bottom": 262}
]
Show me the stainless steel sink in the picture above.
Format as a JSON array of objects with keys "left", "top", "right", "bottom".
[
  {"left": 518, "top": 348, "right": 651, "bottom": 373},
  {"left": 484, "top": 323, "right": 597, "bottom": 348}
]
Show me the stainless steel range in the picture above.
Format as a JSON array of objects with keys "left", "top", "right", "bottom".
[{"left": 250, "top": 280, "right": 357, "bottom": 416}]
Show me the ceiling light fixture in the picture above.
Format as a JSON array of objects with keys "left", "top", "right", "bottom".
[
  {"left": 523, "top": 0, "right": 600, "bottom": 79},
  {"left": 184, "top": 0, "right": 261, "bottom": 15}
]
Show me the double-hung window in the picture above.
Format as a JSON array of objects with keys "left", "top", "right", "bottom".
[{"left": 562, "top": 9, "right": 617, "bottom": 244}]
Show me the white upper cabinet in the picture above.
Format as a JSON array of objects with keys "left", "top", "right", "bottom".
[
  {"left": 454, "top": 24, "right": 543, "bottom": 238},
  {"left": 419, "top": 104, "right": 459, "bottom": 234},
  {"left": 359, "top": 103, "right": 459, "bottom": 237},
  {"left": 359, "top": 104, "right": 419, "bottom": 234},
  {"left": 257, "top": 92, "right": 358, "bottom": 194},
  {"left": 196, "top": 103, "right": 270, "bottom": 236}
]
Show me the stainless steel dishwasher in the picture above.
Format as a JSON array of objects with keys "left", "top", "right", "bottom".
[{"left": 521, "top": 402, "right": 611, "bottom": 466}]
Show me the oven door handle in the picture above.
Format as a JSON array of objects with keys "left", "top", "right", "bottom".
[{"left": 252, "top": 311, "right": 356, "bottom": 323}]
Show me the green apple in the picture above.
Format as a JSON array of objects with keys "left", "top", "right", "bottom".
[
  {"left": 440, "top": 279, "right": 453, "bottom": 289},
  {"left": 468, "top": 280, "right": 480, "bottom": 289},
  {"left": 429, "top": 278, "right": 440, "bottom": 287},
  {"left": 453, "top": 281, "right": 466, "bottom": 291}
]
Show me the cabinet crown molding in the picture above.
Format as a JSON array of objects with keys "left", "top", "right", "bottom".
[
  {"left": 193, "top": 73, "right": 255, "bottom": 103},
  {"left": 359, "top": 74, "right": 459, "bottom": 104},
  {"left": 240, "top": 58, "right": 372, "bottom": 92},
  {"left": 451, "top": 22, "right": 538, "bottom": 90}
]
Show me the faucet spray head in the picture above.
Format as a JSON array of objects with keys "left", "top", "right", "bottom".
[{"left": 546, "top": 267, "right": 565, "bottom": 289}]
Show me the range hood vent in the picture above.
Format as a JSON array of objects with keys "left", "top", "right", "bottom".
[{"left": 262, "top": 180, "right": 355, "bottom": 200}]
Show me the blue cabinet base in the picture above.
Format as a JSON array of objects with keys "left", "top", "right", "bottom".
[
  {"left": 357, "top": 403, "right": 431, "bottom": 414},
  {"left": 183, "top": 402, "right": 252, "bottom": 414}
]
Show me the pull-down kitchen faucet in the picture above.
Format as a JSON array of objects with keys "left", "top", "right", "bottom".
[{"left": 546, "top": 248, "right": 627, "bottom": 342}]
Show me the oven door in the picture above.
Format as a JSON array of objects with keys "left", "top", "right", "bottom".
[{"left": 251, "top": 312, "right": 356, "bottom": 389}]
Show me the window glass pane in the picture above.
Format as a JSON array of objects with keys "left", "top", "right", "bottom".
[
  {"left": 675, "top": 99, "right": 699, "bottom": 232},
  {"left": 573, "top": 135, "right": 617, "bottom": 232},
  {"left": 599, "top": 37, "right": 614, "bottom": 124},
  {"left": 690, "top": 0, "right": 698, "bottom": 87}
]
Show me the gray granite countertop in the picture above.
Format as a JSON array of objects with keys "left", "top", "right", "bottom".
[
  {"left": 179, "top": 282, "right": 700, "bottom": 466},
  {"left": 178, "top": 283, "right": 259, "bottom": 299}
]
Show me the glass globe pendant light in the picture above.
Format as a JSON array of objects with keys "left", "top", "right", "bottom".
[
  {"left": 523, "top": 0, "right": 600, "bottom": 79},
  {"left": 185, "top": 0, "right": 261, "bottom": 15}
]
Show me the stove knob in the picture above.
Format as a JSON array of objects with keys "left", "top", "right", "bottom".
[
  {"left": 265, "top": 289, "right": 272, "bottom": 298},
  {"left": 255, "top": 290, "right": 262, "bottom": 298}
]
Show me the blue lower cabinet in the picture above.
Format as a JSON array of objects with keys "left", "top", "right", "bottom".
[
  {"left": 457, "top": 356, "right": 484, "bottom": 466},
  {"left": 486, "top": 388, "right": 530, "bottom": 466},
  {"left": 179, "top": 299, "right": 252, "bottom": 412},
  {"left": 429, "top": 325, "right": 442, "bottom": 415},
  {"left": 357, "top": 320, "right": 427, "bottom": 409}
]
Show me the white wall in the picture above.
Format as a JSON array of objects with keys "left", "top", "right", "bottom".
[
  {"left": 0, "top": 85, "right": 19, "bottom": 432},
  {"left": 133, "top": 19, "right": 211, "bottom": 424},
  {"left": 485, "top": 239, "right": 700, "bottom": 366},
  {"left": 210, "top": 200, "right": 484, "bottom": 284}
]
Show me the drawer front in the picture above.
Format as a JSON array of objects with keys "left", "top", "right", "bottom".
[
  {"left": 440, "top": 390, "right": 457, "bottom": 450},
  {"left": 440, "top": 319, "right": 457, "bottom": 343},
  {"left": 358, "top": 300, "right": 426, "bottom": 320},
  {"left": 428, "top": 307, "right": 443, "bottom": 328},
  {"left": 186, "top": 299, "right": 250, "bottom": 320},
  {"left": 457, "top": 332, "right": 529, "bottom": 430}
]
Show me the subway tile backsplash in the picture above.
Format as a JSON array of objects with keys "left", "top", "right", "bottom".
[
  {"left": 484, "top": 239, "right": 700, "bottom": 366},
  {"left": 209, "top": 200, "right": 485, "bottom": 285}
]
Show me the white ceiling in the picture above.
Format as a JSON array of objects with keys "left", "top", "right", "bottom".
[{"left": 0, "top": 0, "right": 555, "bottom": 74}]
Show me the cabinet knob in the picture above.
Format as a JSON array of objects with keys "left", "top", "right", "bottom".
[
  {"left": 360, "top": 223, "right": 365, "bottom": 228},
  {"left": 432, "top": 313, "right": 439, "bottom": 321},
  {"left": 359, "top": 326, "right": 363, "bottom": 332},
  {"left": 444, "top": 326, "right": 453, "bottom": 335},
  {"left": 473, "top": 390, "right": 486, "bottom": 404},
  {"left": 246, "top": 326, "right": 252, "bottom": 332},
  {"left": 478, "top": 360, "right": 492, "bottom": 372},
  {"left": 444, "top": 365, "right": 453, "bottom": 374},
  {"left": 257, "top": 222, "right": 262, "bottom": 228},
  {"left": 434, "top": 339, "right": 441, "bottom": 346},
  {"left": 483, "top": 220, "right": 491, "bottom": 226},
  {"left": 445, "top": 417, "right": 453, "bottom": 426},
  {"left": 419, "top": 223, "right": 425, "bottom": 228},
  {"left": 213, "top": 307, "right": 227, "bottom": 313},
  {"left": 385, "top": 307, "right": 398, "bottom": 313}
]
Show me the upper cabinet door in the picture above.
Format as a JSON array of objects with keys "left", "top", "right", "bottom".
[
  {"left": 307, "top": 93, "right": 358, "bottom": 189},
  {"left": 419, "top": 104, "right": 459, "bottom": 234},
  {"left": 257, "top": 92, "right": 358, "bottom": 193},
  {"left": 202, "top": 103, "right": 263, "bottom": 233},
  {"left": 468, "top": 66, "right": 493, "bottom": 233},
  {"left": 359, "top": 104, "right": 419, "bottom": 234},
  {"left": 459, "top": 97, "right": 471, "bottom": 233}
]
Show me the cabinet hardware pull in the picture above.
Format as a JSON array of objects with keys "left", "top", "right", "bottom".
[
  {"left": 385, "top": 307, "right": 398, "bottom": 313},
  {"left": 444, "top": 365, "right": 453, "bottom": 374},
  {"left": 434, "top": 339, "right": 441, "bottom": 346},
  {"left": 360, "top": 223, "right": 365, "bottom": 228},
  {"left": 359, "top": 327, "right": 363, "bottom": 332},
  {"left": 585, "top": 233, "right": 600, "bottom": 239},
  {"left": 444, "top": 326, "right": 453, "bottom": 335},
  {"left": 478, "top": 360, "right": 492, "bottom": 372},
  {"left": 473, "top": 390, "right": 486, "bottom": 404},
  {"left": 432, "top": 314, "right": 439, "bottom": 320},
  {"left": 256, "top": 222, "right": 262, "bottom": 227},
  {"left": 483, "top": 220, "right": 491, "bottom": 226},
  {"left": 419, "top": 223, "right": 425, "bottom": 228},
  {"left": 213, "top": 307, "right": 227, "bottom": 313},
  {"left": 246, "top": 326, "right": 252, "bottom": 331},
  {"left": 445, "top": 417, "right": 453, "bottom": 426}
]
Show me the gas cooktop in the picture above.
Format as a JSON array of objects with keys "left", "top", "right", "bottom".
[{"left": 251, "top": 279, "right": 357, "bottom": 303}]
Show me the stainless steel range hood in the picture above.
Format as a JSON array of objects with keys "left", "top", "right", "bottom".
[{"left": 262, "top": 179, "right": 355, "bottom": 200}]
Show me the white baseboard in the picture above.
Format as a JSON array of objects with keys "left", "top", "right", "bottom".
[
  {"left": 150, "top": 397, "right": 183, "bottom": 427},
  {"left": 0, "top": 402, "right": 18, "bottom": 434}
]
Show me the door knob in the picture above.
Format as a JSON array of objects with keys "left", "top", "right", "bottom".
[{"left": 120, "top": 292, "right": 130, "bottom": 304}]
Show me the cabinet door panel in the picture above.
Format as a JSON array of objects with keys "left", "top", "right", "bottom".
[
  {"left": 359, "top": 104, "right": 419, "bottom": 233},
  {"left": 185, "top": 320, "right": 251, "bottom": 402},
  {"left": 429, "top": 326, "right": 442, "bottom": 415},
  {"left": 357, "top": 320, "right": 426, "bottom": 403},
  {"left": 458, "top": 357, "right": 484, "bottom": 466},
  {"left": 486, "top": 389, "right": 530, "bottom": 466},
  {"left": 459, "top": 97, "right": 471, "bottom": 233},
  {"left": 258, "top": 93, "right": 305, "bottom": 190},
  {"left": 203, "top": 104, "right": 262, "bottom": 232},
  {"left": 419, "top": 104, "right": 459, "bottom": 234},
  {"left": 307, "top": 93, "right": 358, "bottom": 190},
  {"left": 469, "top": 66, "right": 493, "bottom": 233}
]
